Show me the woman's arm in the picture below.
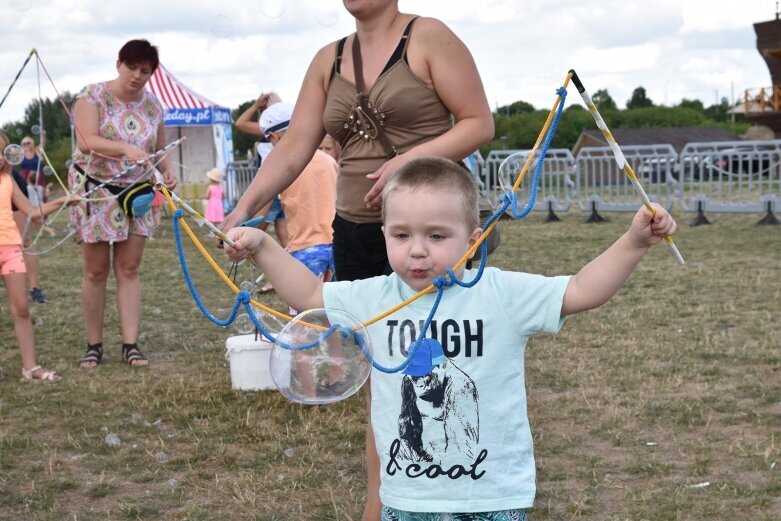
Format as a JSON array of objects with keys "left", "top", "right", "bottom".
[
  {"left": 234, "top": 92, "right": 282, "bottom": 136},
  {"left": 221, "top": 48, "right": 333, "bottom": 230},
  {"left": 72, "top": 98, "right": 146, "bottom": 160},
  {"left": 155, "top": 120, "right": 177, "bottom": 189},
  {"left": 363, "top": 17, "right": 494, "bottom": 207}
]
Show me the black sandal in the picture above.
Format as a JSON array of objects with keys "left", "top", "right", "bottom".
[
  {"left": 122, "top": 343, "right": 148, "bottom": 367},
  {"left": 79, "top": 342, "right": 103, "bottom": 368}
]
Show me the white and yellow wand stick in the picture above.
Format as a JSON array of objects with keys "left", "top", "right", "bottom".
[{"left": 569, "top": 69, "right": 685, "bottom": 265}]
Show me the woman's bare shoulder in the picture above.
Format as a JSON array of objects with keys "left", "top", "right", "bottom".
[{"left": 410, "top": 16, "right": 455, "bottom": 39}]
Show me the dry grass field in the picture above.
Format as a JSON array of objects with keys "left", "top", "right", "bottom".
[{"left": 0, "top": 210, "right": 778, "bottom": 520}]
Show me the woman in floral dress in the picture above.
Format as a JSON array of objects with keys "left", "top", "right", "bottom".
[{"left": 68, "top": 39, "right": 177, "bottom": 369}]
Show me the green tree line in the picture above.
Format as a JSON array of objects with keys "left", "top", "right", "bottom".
[
  {"left": 486, "top": 87, "right": 749, "bottom": 156},
  {"left": 3, "top": 86, "right": 750, "bottom": 174}
]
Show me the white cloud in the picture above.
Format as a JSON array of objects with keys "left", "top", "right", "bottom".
[{"left": 0, "top": 0, "right": 775, "bottom": 126}]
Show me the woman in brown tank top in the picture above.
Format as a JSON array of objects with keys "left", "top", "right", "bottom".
[
  {"left": 221, "top": 3, "right": 493, "bottom": 517},
  {"left": 224, "top": 0, "right": 493, "bottom": 277}
]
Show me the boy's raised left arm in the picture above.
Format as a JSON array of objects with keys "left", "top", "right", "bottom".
[
  {"left": 224, "top": 227, "right": 325, "bottom": 311},
  {"left": 561, "top": 203, "right": 677, "bottom": 317}
]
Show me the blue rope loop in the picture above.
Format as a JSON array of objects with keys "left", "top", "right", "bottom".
[
  {"left": 171, "top": 84, "right": 568, "bottom": 376},
  {"left": 504, "top": 86, "right": 567, "bottom": 219}
]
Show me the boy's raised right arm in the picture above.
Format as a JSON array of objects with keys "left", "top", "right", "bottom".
[
  {"left": 225, "top": 227, "right": 325, "bottom": 311},
  {"left": 561, "top": 203, "right": 677, "bottom": 317}
]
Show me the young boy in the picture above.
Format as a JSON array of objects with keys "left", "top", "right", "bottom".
[{"left": 224, "top": 157, "right": 677, "bottom": 519}]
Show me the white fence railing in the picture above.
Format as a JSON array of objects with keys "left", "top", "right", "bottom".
[
  {"left": 678, "top": 140, "right": 781, "bottom": 215},
  {"left": 575, "top": 144, "right": 679, "bottom": 213},
  {"left": 223, "top": 140, "right": 781, "bottom": 223}
]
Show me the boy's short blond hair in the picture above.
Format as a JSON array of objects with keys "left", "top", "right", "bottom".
[{"left": 382, "top": 157, "right": 480, "bottom": 231}]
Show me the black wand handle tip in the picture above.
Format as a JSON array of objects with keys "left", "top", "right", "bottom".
[{"left": 568, "top": 69, "right": 585, "bottom": 93}]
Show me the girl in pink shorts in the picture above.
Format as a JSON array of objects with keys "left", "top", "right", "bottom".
[{"left": 0, "top": 131, "right": 71, "bottom": 381}]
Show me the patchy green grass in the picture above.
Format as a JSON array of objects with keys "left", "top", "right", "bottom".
[{"left": 0, "top": 211, "right": 779, "bottom": 520}]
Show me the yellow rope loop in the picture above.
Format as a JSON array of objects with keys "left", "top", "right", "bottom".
[
  {"left": 167, "top": 71, "right": 579, "bottom": 332},
  {"left": 160, "top": 186, "right": 293, "bottom": 323}
]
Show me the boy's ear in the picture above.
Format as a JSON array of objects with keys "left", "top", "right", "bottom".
[{"left": 468, "top": 227, "right": 483, "bottom": 256}]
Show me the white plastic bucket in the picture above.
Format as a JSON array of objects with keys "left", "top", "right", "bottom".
[{"left": 225, "top": 334, "right": 277, "bottom": 391}]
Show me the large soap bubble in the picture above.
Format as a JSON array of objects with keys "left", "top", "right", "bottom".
[{"left": 270, "top": 308, "right": 372, "bottom": 405}]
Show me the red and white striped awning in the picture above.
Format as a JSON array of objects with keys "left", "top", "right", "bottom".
[{"left": 146, "top": 63, "right": 219, "bottom": 110}]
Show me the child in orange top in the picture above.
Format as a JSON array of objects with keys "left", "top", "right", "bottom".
[{"left": 0, "top": 131, "right": 72, "bottom": 381}]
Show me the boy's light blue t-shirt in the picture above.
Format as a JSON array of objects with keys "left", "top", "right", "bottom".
[{"left": 323, "top": 267, "right": 570, "bottom": 513}]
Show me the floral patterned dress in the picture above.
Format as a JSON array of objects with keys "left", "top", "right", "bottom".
[{"left": 68, "top": 82, "right": 164, "bottom": 244}]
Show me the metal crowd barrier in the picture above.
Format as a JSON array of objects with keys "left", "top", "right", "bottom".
[
  {"left": 481, "top": 149, "right": 575, "bottom": 215},
  {"left": 575, "top": 144, "right": 678, "bottom": 219},
  {"left": 678, "top": 140, "right": 781, "bottom": 221},
  {"left": 220, "top": 140, "right": 781, "bottom": 224},
  {"left": 224, "top": 160, "right": 257, "bottom": 209}
]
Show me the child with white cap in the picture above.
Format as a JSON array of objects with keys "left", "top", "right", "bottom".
[
  {"left": 224, "top": 156, "right": 677, "bottom": 519},
  {"left": 258, "top": 102, "right": 338, "bottom": 301}
]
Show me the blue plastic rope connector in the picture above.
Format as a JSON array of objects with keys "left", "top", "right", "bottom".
[{"left": 236, "top": 290, "right": 251, "bottom": 304}]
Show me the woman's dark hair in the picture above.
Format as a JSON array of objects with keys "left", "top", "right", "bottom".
[{"left": 118, "top": 39, "right": 159, "bottom": 72}]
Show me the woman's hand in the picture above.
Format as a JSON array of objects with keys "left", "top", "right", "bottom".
[
  {"left": 363, "top": 155, "right": 407, "bottom": 209},
  {"left": 161, "top": 168, "right": 177, "bottom": 190},
  {"left": 254, "top": 92, "right": 282, "bottom": 111}
]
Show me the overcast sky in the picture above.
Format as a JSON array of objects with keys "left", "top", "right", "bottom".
[{"left": 0, "top": 0, "right": 775, "bottom": 127}]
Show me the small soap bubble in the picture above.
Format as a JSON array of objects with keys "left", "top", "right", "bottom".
[
  {"left": 155, "top": 451, "right": 168, "bottom": 464},
  {"left": 283, "top": 448, "right": 294, "bottom": 458},
  {"left": 43, "top": 165, "right": 54, "bottom": 176},
  {"left": 254, "top": 308, "right": 286, "bottom": 336},
  {"left": 316, "top": 5, "right": 340, "bottom": 27},
  {"left": 65, "top": 159, "right": 73, "bottom": 169},
  {"left": 271, "top": 308, "right": 372, "bottom": 405},
  {"left": 153, "top": 307, "right": 162, "bottom": 315},
  {"left": 211, "top": 15, "right": 234, "bottom": 38},
  {"left": 257, "top": 0, "right": 285, "bottom": 18},
  {"left": 239, "top": 280, "right": 255, "bottom": 294},
  {"left": 14, "top": 128, "right": 22, "bottom": 136},
  {"left": 3, "top": 144, "right": 24, "bottom": 165},
  {"left": 167, "top": 478, "right": 178, "bottom": 491},
  {"left": 104, "top": 433, "right": 121, "bottom": 448},
  {"left": 31, "top": 124, "right": 41, "bottom": 135},
  {"left": 234, "top": 312, "right": 255, "bottom": 335}
]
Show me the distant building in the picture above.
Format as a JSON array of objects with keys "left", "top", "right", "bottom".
[
  {"left": 743, "top": 15, "right": 781, "bottom": 135},
  {"left": 572, "top": 126, "right": 741, "bottom": 156}
]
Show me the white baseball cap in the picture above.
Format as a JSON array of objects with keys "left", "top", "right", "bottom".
[{"left": 259, "top": 102, "right": 294, "bottom": 138}]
